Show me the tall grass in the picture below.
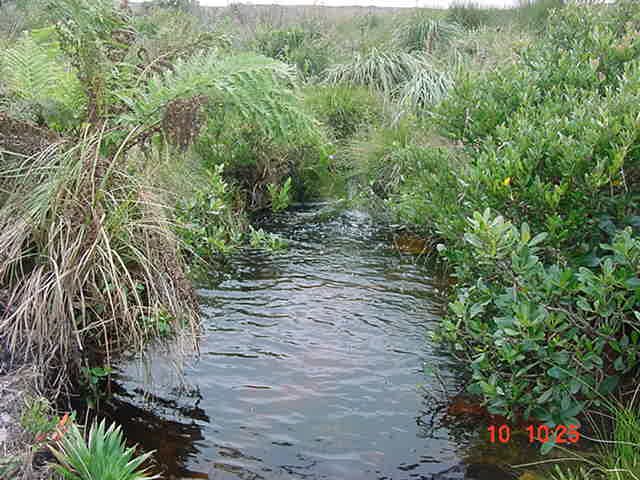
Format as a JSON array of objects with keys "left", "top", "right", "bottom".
[
  {"left": 393, "top": 15, "right": 462, "bottom": 53},
  {"left": 447, "top": 1, "right": 490, "bottom": 30},
  {"left": 399, "top": 67, "right": 453, "bottom": 109},
  {"left": 324, "top": 48, "right": 423, "bottom": 96},
  {"left": 0, "top": 131, "right": 198, "bottom": 392}
]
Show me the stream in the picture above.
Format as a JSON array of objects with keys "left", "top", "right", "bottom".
[{"left": 104, "top": 204, "right": 542, "bottom": 480}]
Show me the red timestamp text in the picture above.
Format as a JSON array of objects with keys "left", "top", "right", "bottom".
[{"left": 487, "top": 424, "right": 580, "bottom": 444}]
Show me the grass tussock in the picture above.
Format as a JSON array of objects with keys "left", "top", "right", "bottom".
[{"left": 0, "top": 130, "right": 198, "bottom": 392}]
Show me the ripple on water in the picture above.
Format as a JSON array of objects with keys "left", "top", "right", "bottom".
[{"left": 107, "top": 206, "right": 527, "bottom": 480}]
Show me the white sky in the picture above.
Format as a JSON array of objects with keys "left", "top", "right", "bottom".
[{"left": 192, "top": 0, "right": 519, "bottom": 8}]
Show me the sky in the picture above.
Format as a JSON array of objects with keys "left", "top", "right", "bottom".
[{"left": 188, "top": 0, "right": 519, "bottom": 8}]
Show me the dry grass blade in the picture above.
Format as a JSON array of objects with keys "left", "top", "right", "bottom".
[{"left": 0, "top": 133, "right": 198, "bottom": 395}]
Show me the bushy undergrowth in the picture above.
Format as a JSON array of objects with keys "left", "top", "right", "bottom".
[
  {"left": 363, "top": 1, "right": 640, "bottom": 422},
  {"left": 304, "top": 85, "right": 381, "bottom": 142},
  {"left": 254, "top": 25, "right": 329, "bottom": 78}
]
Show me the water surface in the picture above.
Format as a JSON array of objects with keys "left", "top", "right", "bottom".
[{"left": 107, "top": 205, "right": 539, "bottom": 480}]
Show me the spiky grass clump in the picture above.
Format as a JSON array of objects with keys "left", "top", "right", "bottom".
[
  {"left": 394, "top": 15, "right": 462, "bottom": 53},
  {"left": 324, "top": 48, "right": 424, "bottom": 97},
  {"left": 399, "top": 66, "right": 453, "bottom": 109},
  {"left": 0, "top": 131, "right": 198, "bottom": 392},
  {"left": 50, "top": 419, "right": 159, "bottom": 480}
]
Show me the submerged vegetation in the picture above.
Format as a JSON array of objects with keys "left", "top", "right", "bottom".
[{"left": 3, "top": 0, "right": 640, "bottom": 477}]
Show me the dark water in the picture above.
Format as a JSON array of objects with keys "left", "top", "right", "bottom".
[{"left": 106, "top": 205, "right": 542, "bottom": 480}]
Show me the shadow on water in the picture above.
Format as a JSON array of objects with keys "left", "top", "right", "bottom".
[{"left": 101, "top": 204, "right": 549, "bottom": 480}]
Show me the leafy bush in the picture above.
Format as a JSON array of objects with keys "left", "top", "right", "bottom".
[
  {"left": 435, "top": 2, "right": 640, "bottom": 255},
  {"left": 436, "top": 211, "right": 640, "bottom": 424},
  {"left": 174, "top": 164, "right": 244, "bottom": 258},
  {"left": 304, "top": 85, "right": 381, "bottom": 142},
  {"left": 267, "top": 177, "right": 292, "bottom": 213},
  {"left": 50, "top": 419, "right": 159, "bottom": 480}
]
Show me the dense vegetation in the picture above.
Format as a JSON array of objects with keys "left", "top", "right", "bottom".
[{"left": 3, "top": 0, "right": 640, "bottom": 478}]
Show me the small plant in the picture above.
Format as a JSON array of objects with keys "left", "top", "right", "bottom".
[
  {"left": 174, "top": 164, "right": 244, "bottom": 258},
  {"left": 305, "top": 85, "right": 382, "bottom": 142},
  {"left": 267, "top": 177, "right": 292, "bottom": 213},
  {"left": 139, "top": 310, "right": 173, "bottom": 338},
  {"left": 81, "top": 366, "right": 113, "bottom": 410},
  {"left": 249, "top": 227, "right": 287, "bottom": 252},
  {"left": 20, "top": 397, "right": 59, "bottom": 437},
  {"left": 50, "top": 419, "right": 159, "bottom": 480}
]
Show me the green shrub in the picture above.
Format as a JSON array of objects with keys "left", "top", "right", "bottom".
[
  {"left": 50, "top": 419, "right": 159, "bottom": 480},
  {"left": 435, "top": 2, "right": 640, "bottom": 255},
  {"left": 174, "top": 164, "right": 244, "bottom": 258},
  {"left": 254, "top": 26, "right": 329, "bottom": 78},
  {"left": 390, "top": 146, "right": 468, "bottom": 243},
  {"left": 436, "top": 212, "right": 640, "bottom": 424},
  {"left": 304, "top": 85, "right": 382, "bottom": 142},
  {"left": 267, "top": 177, "right": 292, "bottom": 213},
  {"left": 20, "top": 397, "right": 59, "bottom": 437}
]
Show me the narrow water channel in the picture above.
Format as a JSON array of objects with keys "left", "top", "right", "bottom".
[{"left": 105, "top": 205, "right": 541, "bottom": 480}]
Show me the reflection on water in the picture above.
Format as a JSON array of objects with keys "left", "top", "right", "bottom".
[{"left": 105, "top": 205, "right": 541, "bottom": 480}]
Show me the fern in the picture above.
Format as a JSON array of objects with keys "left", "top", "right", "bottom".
[
  {"left": 119, "top": 51, "right": 321, "bottom": 145},
  {"left": 1, "top": 34, "right": 86, "bottom": 130},
  {"left": 2, "top": 36, "right": 62, "bottom": 103}
]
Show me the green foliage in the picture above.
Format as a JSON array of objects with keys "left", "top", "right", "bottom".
[
  {"left": 122, "top": 51, "right": 320, "bottom": 145},
  {"left": 0, "top": 33, "right": 85, "bottom": 130},
  {"left": 435, "top": 2, "right": 640, "bottom": 254},
  {"left": 50, "top": 419, "right": 159, "bottom": 480},
  {"left": 254, "top": 26, "right": 329, "bottom": 78},
  {"left": 394, "top": 14, "right": 461, "bottom": 53},
  {"left": 20, "top": 397, "right": 59, "bottom": 436},
  {"left": 248, "top": 227, "right": 287, "bottom": 252},
  {"left": 324, "top": 48, "right": 424, "bottom": 97},
  {"left": 81, "top": 366, "right": 113, "bottom": 409},
  {"left": 267, "top": 177, "right": 292, "bottom": 213},
  {"left": 174, "top": 164, "right": 244, "bottom": 258},
  {"left": 436, "top": 211, "right": 640, "bottom": 424},
  {"left": 304, "top": 85, "right": 381, "bottom": 142},
  {"left": 447, "top": 1, "right": 490, "bottom": 30},
  {"left": 349, "top": 118, "right": 413, "bottom": 193},
  {"left": 389, "top": 146, "right": 468, "bottom": 243},
  {"left": 399, "top": 66, "right": 453, "bottom": 110},
  {"left": 551, "top": 404, "right": 640, "bottom": 479}
]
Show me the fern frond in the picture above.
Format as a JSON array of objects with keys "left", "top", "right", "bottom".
[
  {"left": 119, "top": 51, "right": 320, "bottom": 146},
  {"left": 1, "top": 34, "right": 86, "bottom": 130}
]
